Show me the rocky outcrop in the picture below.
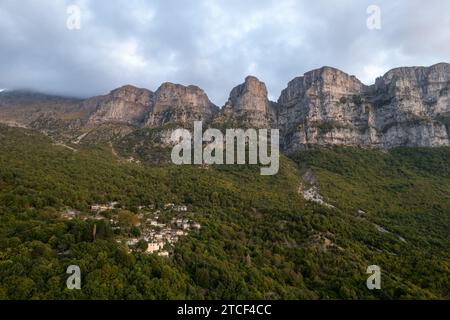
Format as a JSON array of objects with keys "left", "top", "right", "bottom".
[
  {"left": 215, "top": 76, "right": 276, "bottom": 128},
  {"left": 278, "top": 63, "right": 450, "bottom": 152},
  {"left": 87, "top": 85, "right": 154, "bottom": 126},
  {"left": 278, "top": 67, "right": 375, "bottom": 151},
  {"left": 229, "top": 76, "right": 270, "bottom": 114},
  {"left": 1, "top": 63, "right": 449, "bottom": 150},
  {"left": 0, "top": 83, "right": 218, "bottom": 141},
  {"left": 86, "top": 83, "right": 219, "bottom": 128},
  {"left": 371, "top": 63, "right": 450, "bottom": 149},
  {"left": 146, "top": 82, "right": 218, "bottom": 127}
]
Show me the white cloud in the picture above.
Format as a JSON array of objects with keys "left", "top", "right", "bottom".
[
  {"left": 360, "top": 65, "right": 389, "bottom": 85},
  {"left": 111, "top": 39, "right": 148, "bottom": 69},
  {"left": 0, "top": 0, "right": 448, "bottom": 103}
]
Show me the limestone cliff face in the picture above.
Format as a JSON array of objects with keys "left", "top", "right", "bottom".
[
  {"left": 87, "top": 83, "right": 218, "bottom": 128},
  {"left": 278, "top": 63, "right": 450, "bottom": 152},
  {"left": 1, "top": 63, "right": 449, "bottom": 150},
  {"left": 278, "top": 67, "right": 376, "bottom": 151},
  {"left": 146, "top": 83, "right": 218, "bottom": 127},
  {"left": 87, "top": 85, "right": 153, "bottom": 126},
  {"left": 371, "top": 63, "right": 450, "bottom": 148},
  {"left": 229, "top": 76, "right": 270, "bottom": 113},
  {"left": 215, "top": 76, "right": 276, "bottom": 128}
]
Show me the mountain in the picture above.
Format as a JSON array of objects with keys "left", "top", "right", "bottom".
[
  {"left": 278, "top": 63, "right": 450, "bottom": 152},
  {"left": 86, "top": 85, "right": 154, "bottom": 126},
  {"left": 0, "top": 82, "right": 219, "bottom": 144},
  {"left": 278, "top": 66, "right": 371, "bottom": 151},
  {"left": 372, "top": 63, "right": 450, "bottom": 149},
  {"left": 0, "top": 90, "right": 89, "bottom": 139},
  {"left": 80, "top": 82, "right": 219, "bottom": 129},
  {"left": 146, "top": 82, "right": 218, "bottom": 127},
  {"left": 213, "top": 76, "right": 277, "bottom": 128},
  {"left": 0, "top": 64, "right": 449, "bottom": 300},
  {"left": 0, "top": 63, "right": 449, "bottom": 151}
]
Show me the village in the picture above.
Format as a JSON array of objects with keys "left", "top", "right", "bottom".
[{"left": 60, "top": 202, "right": 201, "bottom": 257}]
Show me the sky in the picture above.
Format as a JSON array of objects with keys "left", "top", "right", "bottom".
[{"left": 0, "top": 0, "right": 449, "bottom": 104}]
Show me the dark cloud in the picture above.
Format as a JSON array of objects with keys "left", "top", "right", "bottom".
[{"left": 0, "top": 0, "right": 449, "bottom": 104}]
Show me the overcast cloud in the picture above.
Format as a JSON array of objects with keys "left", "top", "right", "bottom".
[{"left": 0, "top": 0, "right": 449, "bottom": 104}]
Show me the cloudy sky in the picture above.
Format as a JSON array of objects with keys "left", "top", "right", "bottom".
[{"left": 0, "top": 0, "right": 449, "bottom": 104}]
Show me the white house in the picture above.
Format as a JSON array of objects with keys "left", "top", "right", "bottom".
[
  {"left": 164, "top": 203, "right": 175, "bottom": 209},
  {"left": 146, "top": 243, "right": 160, "bottom": 253},
  {"left": 193, "top": 223, "right": 201, "bottom": 230},
  {"left": 127, "top": 238, "right": 139, "bottom": 246}
]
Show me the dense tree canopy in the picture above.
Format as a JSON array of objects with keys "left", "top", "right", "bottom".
[{"left": 0, "top": 125, "right": 449, "bottom": 299}]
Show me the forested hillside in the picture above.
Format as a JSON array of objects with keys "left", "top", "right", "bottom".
[{"left": 0, "top": 125, "right": 449, "bottom": 299}]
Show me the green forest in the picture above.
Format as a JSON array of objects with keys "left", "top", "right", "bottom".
[{"left": 0, "top": 125, "right": 449, "bottom": 299}]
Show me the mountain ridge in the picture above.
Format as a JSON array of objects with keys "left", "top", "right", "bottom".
[{"left": 1, "top": 63, "right": 449, "bottom": 151}]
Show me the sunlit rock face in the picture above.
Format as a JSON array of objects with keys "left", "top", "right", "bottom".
[
  {"left": 371, "top": 63, "right": 450, "bottom": 149},
  {"left": 146, "top": 82, "right": 218, "bottom": 127},
  {"left": 277, "top": 64, "right": 450, "bottom": 152},
  {"left": 1, "top": 63, "right": 449, "bottom": 150},
  {"left": 86, "top": 82, "right": 218, "bottom": 128},
  {"left": 215, "top": 76, "right": 276, "bottom": 128},
  {"left": 87, "top": 85, "right": 154, "bottom": 126}
]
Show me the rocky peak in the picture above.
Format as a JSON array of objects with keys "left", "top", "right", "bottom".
[
  {"left": 84, "top": 82, "right": 219, "bottom": 128},
  {"left": 146, "top": 82, "right": 218, "bottom": 127},
  {"left": 377, "top": 63, "right": 450, "bottom": 84},
  {"left": 372, "top": 63, "right": 450, "bottom": 118},
  {"left": 228, "top": 76, "right": 269, "bottom": 113},
  {"left": 217, "top": 76, "right": 275, "bottom": 128},
  {"left": 109, "top": 85, "right": 154, "bottom": 105},
  {"left": 86, "top": 85, "right": 154, "bottom": 126},
  {"left": 374, "top": 63, "right": 450, "bottom": 103},
  {"left": 368, "top": 63, "right": 450, "bottom": 149},
  {"left": 1, "top": 63, "right": 449, "bottom": 150},
  {"left": 278, "top": 66, "right": 365, "bottom": 108},
  {"left": 276, "top": 67, "right": 373, "bottom": 152},
  {"left": 277, "top": 64, "right": 450, "bottom": 152},
  {"left": 153, "top": 83, "right": 214, "bottom": 112}
]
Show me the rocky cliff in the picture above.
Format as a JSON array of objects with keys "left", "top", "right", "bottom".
[
  {"left": 87, "top": 85, "right": 154, "bottom": 126},
  {"left": 146, "top": 82, "right": 218, "bottom": 127},
  {"left": 0, "top": 82, "right": 219, "bottom": 142},
  {"left": 214, "top": 76, "right": 277, "bottom": 128},
  {"left": 0, "top": 63, "right": 449, "bottom": 151},
  {"left": 277, "top": 67, "right": 373, "bottom": 151},
  {"left": 278, "top": 63, "right": 450, "bottom": 152},
  {"left": 86, "top": 83, "right": 218, "bottom": 128},
  {"left": 371, "top": 63, "right": 450, "bottom": 149}
]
